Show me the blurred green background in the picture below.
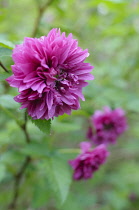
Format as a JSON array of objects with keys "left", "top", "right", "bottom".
[{"left": 0, "top": 0, "right": 139, "bottom": 209}]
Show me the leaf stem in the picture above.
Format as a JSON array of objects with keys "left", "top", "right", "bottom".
[
  {"left": 8, "top": 112, "right": 31, "bottom": 209},
  {"left": 21, "top": 112, "right": 31, "bottom": 143},
  {"left": 0, "top": 60, "right": 9, "bottom": 73},
  {"left": 31, "top": 0, "right": 54, "bottom": 37},
  {"left": 8, "top": 156, "right": 31, "bottom": 210}
]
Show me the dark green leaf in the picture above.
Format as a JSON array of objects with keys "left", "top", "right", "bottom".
[{"left": 28, "top": 116, "right": 51, "bottom": 134}]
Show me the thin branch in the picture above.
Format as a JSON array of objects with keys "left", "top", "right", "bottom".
[
  {"left": 8, "top": 112, "right": 31, "bottom": 209},
  {"left": 31, "top": 0, "right": 54, "bottom": 37},
  {"left": 21, "top": 112, "right": 31, "bottom": 143},
  {"left": 8, "top": 156, "right": 31, "bottom": 210},
  {"left": 0, "top": 61, "right": 9, "bottom": 73}
]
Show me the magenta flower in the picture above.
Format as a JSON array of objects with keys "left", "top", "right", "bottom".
[
  {"left": 69, "top": 142, "right": 109, "bottom": 180},
  {"left": 6, "top": 29, "right": 94, "bottom": 120},
  {"left": 87, "top": 107, "right": 128, "bottom": 145}
]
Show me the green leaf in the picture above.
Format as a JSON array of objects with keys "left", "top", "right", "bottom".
[
  {"left": 0, "top": 72, "right": 12, "bottom": 81},
  {"left": 20, "top": 142, "right": 52, "bottom": 158},
  {"left": 45, "top": 157, "right": 72, "bottom": 204},
  {"left": 0, "top": 95, "right": 19, "bottom": 109},
  {"left": 51, "top": 157, "right": 72, "bottom": 203},
  {"left": 0, "top": 40, "right": 15, "bottom": 49},
  {"left": 32, "top": 177, "right": 51, "bottom": 208},
  {"left": 0, "top": 47, "right": 12, "bottom": 57},
  {"left": 28, "top": 116, "right": 51, "bottom": 134}
]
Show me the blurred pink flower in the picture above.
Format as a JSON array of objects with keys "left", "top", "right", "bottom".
[
  {"left": 69, "top": 142, "right": 109, "bottom": 180},
  {"left": 87, "top": 107, "right": 128, "bottom": 145},
  {"left": 6, "top": 28, "right": 94, "bottom": 120}
]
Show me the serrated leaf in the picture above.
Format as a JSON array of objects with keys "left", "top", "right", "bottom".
[
  {"left": 28, "top": 116, "right": 51, "bottom": 134},
  {"left": 0, "top": 40, "right": 15, "bottom": 49},
  {"left": 0, "top": 47, "right": 12, "bottom": 57},
  {"left": 0, "top": 72, "right": 12, "bottom": 81},
  {"left": 45, "top": 157, "right": 72, "bottom": 204},
  {"left": 0, "top": 95, "right": 19, "bottom": 109}
]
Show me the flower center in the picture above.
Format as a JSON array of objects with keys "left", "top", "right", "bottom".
[{"left": 103, "top": 123, "right": 113, "bottom": 130}]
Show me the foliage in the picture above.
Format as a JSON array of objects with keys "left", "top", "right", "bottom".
[
  {"left": 28, "top": 117, "right": 51, "bottom": 135},
  {"left": 0, "top": 0, "right": 139, "bottom": 209}
]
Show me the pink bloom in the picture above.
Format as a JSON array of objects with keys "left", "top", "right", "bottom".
[
  {"left": 6, "top": 29, "right": 94, "bottom": 120},
  {"left": 69, "top": 142, "right": 109, "bottom": 180},
  {"left": 87, "top": 107, "right": 128, "bottom": 145}
]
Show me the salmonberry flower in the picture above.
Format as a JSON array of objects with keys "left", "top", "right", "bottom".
[
  {"left": 87, "top": 107, "right": 128, "bottom": 145},
  {"left": 6, "top": 28, "right": 94, "bottom": 120},
  {"left": 69, "top": 142, "right": 109, "bottom": 180}
]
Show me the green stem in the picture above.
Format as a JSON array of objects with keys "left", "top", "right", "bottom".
[
  {"left": 8, "top": 156, "right": 31, "bottom": 210},
  {"left": 8, "top": 112, "right": 31, "bottom": 209},
  {"left": 21, "top": 112, "right": 31, "bottom": 143},
  {"left": 0, "top": 61, "right": 9, "bottom": 73},
  {"left": 32, "top": 0, "right": 54, "bottom": 37}
]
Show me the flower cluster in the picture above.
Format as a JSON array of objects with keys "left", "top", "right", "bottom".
[
  {"left": 87, "top": 107, "right": 128, "bottom": 145},
  {"left": 69, "top": 142, "right": 109, "bottom": 180},
  {"left": 6, "top": 28, "right": 125, "bottom": 182},
  {"left": 6, "top": 28, "right": 94, "bottom": 120}
]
